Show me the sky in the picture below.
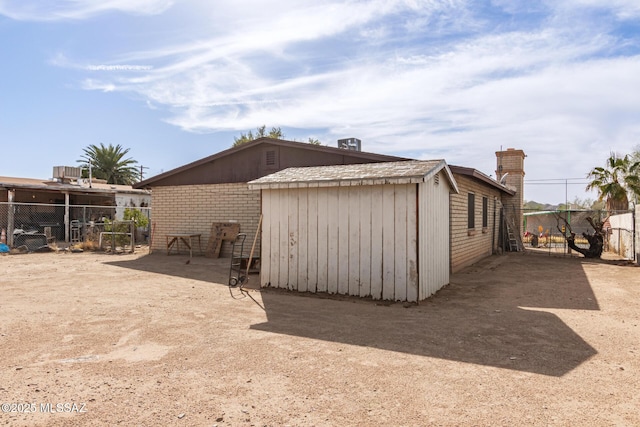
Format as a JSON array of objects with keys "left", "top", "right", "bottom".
[{"left": 1, "top": 0, "right": 639, "bottom": 205}]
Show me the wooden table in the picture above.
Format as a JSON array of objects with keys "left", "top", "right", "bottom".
[{"left": 166, "top": 233, "right": 202, "bottom": 258}]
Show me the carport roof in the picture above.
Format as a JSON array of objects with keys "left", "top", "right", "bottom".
[
  {"left": 248, "top": 159, "right": 459, "bottom": 192},
  {"left": 0, "top": 176, "right": 149, "bottom": 195}
]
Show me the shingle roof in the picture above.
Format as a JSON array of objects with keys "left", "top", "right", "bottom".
[{"left": 248, "top": 160, "right": 459, "bottom": 193}]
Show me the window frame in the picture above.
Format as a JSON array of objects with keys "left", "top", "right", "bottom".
[
  {"left": 467, "top": 192, "right": 475, "bottom": 229},
  {"left": 482, "top": 196, "right": 488, "bottom": 229}
]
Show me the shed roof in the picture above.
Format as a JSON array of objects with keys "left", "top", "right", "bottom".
[{"left": 248, "top": 160, "right": 459, "bottom": 192}]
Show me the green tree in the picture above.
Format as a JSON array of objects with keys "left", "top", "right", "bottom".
[
  {"left": 233, "top": 125, "right": 285, "bottom": 147},
  {"left": 78, "top": 143, "right": 140, "bottom": 185},
  {"left": 558, "top": 196, "right": 596, "bottom": 210},
  {"left": 123, "top": 208, "right": 149, "bottom": 228},
  {"left": 307, "top": 137, "right": 321, "bottom": 145},
  {"left": 523, "top": 200, "right": 546, "bottom": 211},
  {"left": 586, "top": 153, "right": 640, "bottom": 211}
]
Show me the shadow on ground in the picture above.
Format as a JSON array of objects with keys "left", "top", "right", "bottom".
[
  {"left": 109, "top": 251, "right": 603, "bottom": 377},
  {"left": 107, "top": 252, "right": 233, "bottom": 285}
]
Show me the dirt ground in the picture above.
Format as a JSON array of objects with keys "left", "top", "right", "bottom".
[{"left": 0, "top": 248, "right": 639, "bottom": 427}]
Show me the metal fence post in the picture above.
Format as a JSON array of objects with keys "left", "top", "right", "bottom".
[
  {"left": 64, "top": 192, "right": 70, "bottom": 243},
  {"left": 7, "top": 189, "right": 14, "bottom": 246},
  {"left": 633, "top": 204, "right": 640, "bottom": 265}
]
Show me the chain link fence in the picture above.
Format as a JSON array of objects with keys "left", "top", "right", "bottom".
[
  {"left": 0, "top": 202, "right": 151, "bottom": 252},
  {"left": 522, "top": 208, "right": 636, "bottom": 260}
]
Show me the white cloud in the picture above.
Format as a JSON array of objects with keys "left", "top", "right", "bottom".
[
  {"left": 558, "top": 0, "right": 640, "bottom": 20},
  {"left": 0, "top": 0, "right": 173, "bottom": 21},
  {"left": 82, "top": 79, "right": 117, "bottom": 92},
  {"left": 14, "top": 0, "right": 640, "bottom": 203},
  {"left": 87, "top": 64, "right": 153, "bottom": 71},
  {"left": 88, "top": 10, "right": 637, "bottom": 196}
]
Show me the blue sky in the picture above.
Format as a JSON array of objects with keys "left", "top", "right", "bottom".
[{"left": 1, "top": 0, "right": 639, "bottom": 205}]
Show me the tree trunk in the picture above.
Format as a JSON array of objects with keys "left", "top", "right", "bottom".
[{"left": 564, "top": 216, "right": 604, "bottom": 259}]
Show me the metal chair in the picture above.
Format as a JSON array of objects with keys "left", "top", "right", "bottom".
[
  {"left": 44, "top": 226, "right": 56, "bottom": 244},
  {"left": 70, "top": 220, "right": 81, "bottom": 243}
]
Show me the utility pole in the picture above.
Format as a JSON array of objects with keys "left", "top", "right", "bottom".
[{"left": 139, "top": 165, "right": 149, "bottom": 181}]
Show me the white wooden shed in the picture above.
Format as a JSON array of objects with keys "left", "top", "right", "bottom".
[{"left": 248, "top": 160, "right": 459, "bottom": 302}]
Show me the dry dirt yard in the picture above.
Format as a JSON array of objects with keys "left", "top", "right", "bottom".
[{"left": 0, "top": 249, "right": 639, "bottom": 426}]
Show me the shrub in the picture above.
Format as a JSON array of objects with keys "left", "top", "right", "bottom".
[{"left": 123, "top": 208, "right": 149, "bottom": 228}]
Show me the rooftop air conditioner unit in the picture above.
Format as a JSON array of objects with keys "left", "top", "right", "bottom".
[
  {"left": 53, "top": 166, "right": 82, "bottom": 180},
  {"left": 337, "top": 138, "right": 361, "bottom": 151}
]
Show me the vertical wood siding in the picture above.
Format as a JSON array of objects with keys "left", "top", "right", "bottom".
[
  {"left": 358, "top": 189, "right": 372, "bottom": 298},
  {"left": 348, "top": 186, "right": 360, "bottom": 296},
  {"left": 370, "top": 186, "right": 384, "bottom": 300},
  {"left": 406, "top": 186, "right": 419, "bottom": 303},
  {"left": 419, "top": 172, "right": 451, "bottom": 299},
  {"left": 279, "top": 190, "right": 289, "bottom": 288},
  {"left": 260, "top": 183, "right": 424, "bottom": 301},
  {"left": 297, "top": 190, "right": 308, "bottom": 292},
  {"left": 316, "top": 188, "right": 329, "bottom": 293},
  {"left": 261, "top": 189, "right": 272, "bottom": 285},
  {"left": 306, "top": 187, "right": 318, "bottom": 292},
  {"left": 381, "top": 185, "right": 396, "bottom": 300},
  {"left": 326, "top": 187, "right": 339, "bottom": 294}
]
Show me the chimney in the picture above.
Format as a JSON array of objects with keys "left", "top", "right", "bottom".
[{"left": 496, "top": 148, "right": 526, "bottom": 234}]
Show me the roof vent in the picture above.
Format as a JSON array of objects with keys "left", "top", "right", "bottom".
[
  {"left": 265, "top": 150, "right": 276, "bottom": 166},
  {"left": 338, "top": 138, "right": 361, "bottom": 151}
]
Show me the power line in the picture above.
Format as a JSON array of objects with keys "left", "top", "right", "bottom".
[
  {"left": 525, "top": 182, "right": 590, "bottom": 185},
  {"left": 525, "top": 177, "right": 587, "bottom": 182}
]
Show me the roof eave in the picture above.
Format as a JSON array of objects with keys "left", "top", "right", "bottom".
[
  {"left": 449, "top": 165, "right": 514, "bottom": 195},
  {"left": 425, "top": 160, "right": 459, "bottom": 194},
  {"left": 135, "top": 137, "right": 411, "bottom": 188},
  {"left": 248, "top": 160, "right": 460, "bottom": 193}
]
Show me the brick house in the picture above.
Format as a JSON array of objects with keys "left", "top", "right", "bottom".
[
  {"left": 134, "top": 138, "right": 409, "bottom": 256},
  {"left": 449, "top": 165, "right": 515, "bottom": 273},
  {"left": 135, "top": 138, "right": 523, "bottom": 276}
]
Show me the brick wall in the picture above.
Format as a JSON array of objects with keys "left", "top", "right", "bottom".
[
  {"left": 149, "top": 183, "right": 261, "bottom": 257},
  {"left": 450, "top": 174, "right": 503, "bottom": 273},
  {"left": 495, "top": 148, "right": 525, "bottom": 234}
]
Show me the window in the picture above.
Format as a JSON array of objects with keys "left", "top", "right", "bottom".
[
  {"left": 482, "top": 196, "right": 488, "bottom": 228},
  {"left": 467, "top": 193, "right": 475, "bottom": 229}
]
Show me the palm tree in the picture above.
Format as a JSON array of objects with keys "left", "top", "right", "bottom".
[
  {"left": 586, "top": 153, "right": 640, "bottom": 211},
  {"left": 78, "top": 143, "right": 140, "bottom": 185}
]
